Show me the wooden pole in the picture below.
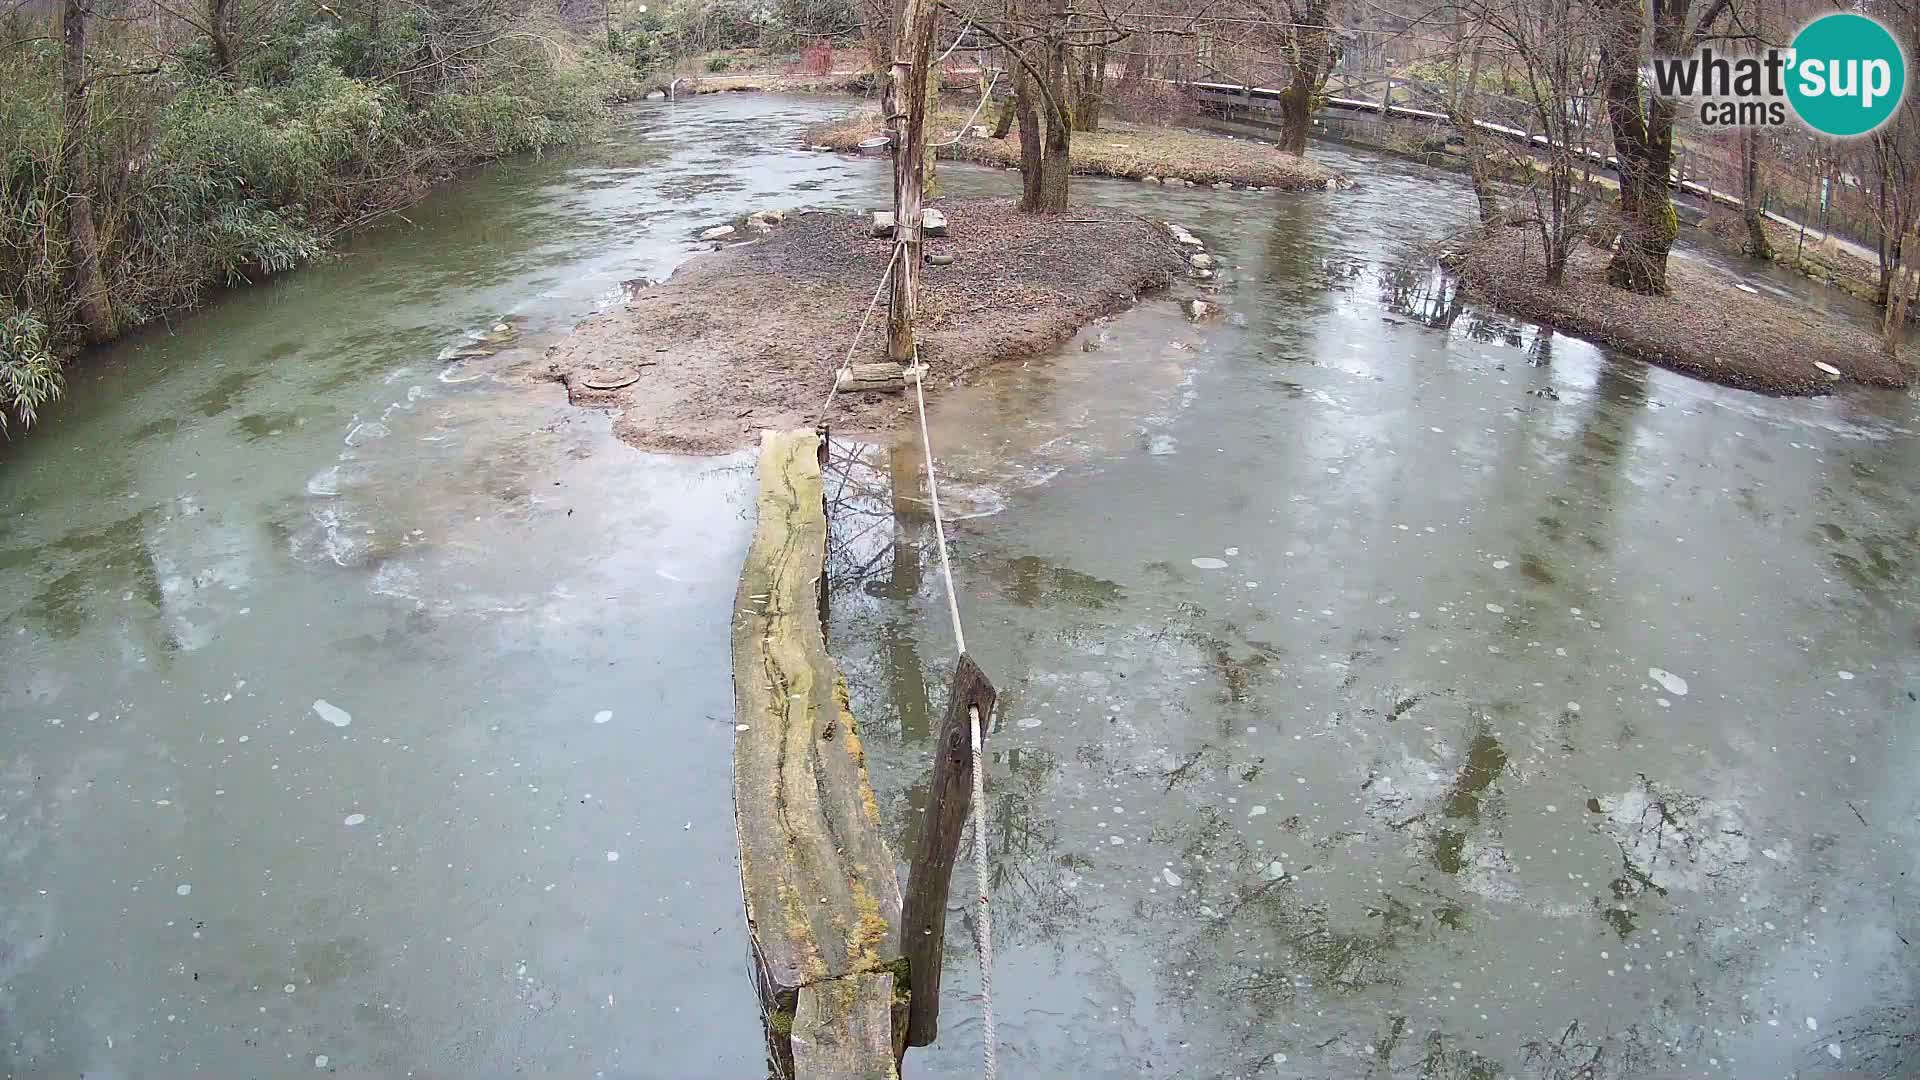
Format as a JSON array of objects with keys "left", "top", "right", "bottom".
[
  {"left": 887, "top": 0, "right": 937, "bottom": 365},
  {"left": 900, "top": 652, "right": 997, "bottom": 1047}
]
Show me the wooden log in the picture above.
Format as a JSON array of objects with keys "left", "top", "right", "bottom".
[
  {"left": 733, "top": 429, "right": 906, "bottom": 1078},
  {"left": 900, "top": 653, "right": 997, "bottom": 1047},
  {"left": 792, "top": 973, "right": 900, "bottom": 1080},
  {"left": 836, "top": 362, "right": 907, "bottom": 393}
]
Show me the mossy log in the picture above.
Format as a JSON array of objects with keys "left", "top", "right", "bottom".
[{"left": 732, "top": 428, "right": 906, "bottom": 1079}]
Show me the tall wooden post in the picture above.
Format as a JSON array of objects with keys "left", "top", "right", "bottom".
[
  {"left": 900, "top": 653, "right": 997, "bottom": 1047},
  {"left": 887, "top": 0, "right": 937, "bottom": 365}
]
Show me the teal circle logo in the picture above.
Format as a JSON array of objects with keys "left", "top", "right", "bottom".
[{"left": 1787, "top": 13, "right": 1907, "bottom": 137}]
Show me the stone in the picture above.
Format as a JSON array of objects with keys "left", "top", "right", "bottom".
[
  {"left": 971, "top": 125, "right": 990, "bottom": 137},
  {"left": 1212, "top": 182, "right": 1231, "bottom": 190},
  {"left": 1190, "top": 252, "right": 1214, "bottom": 269},
  {"left": 1189, "top": 300, "right": 1212, "bottom": 320},
  {"left": 1167, "top": 224, "right": 1204, "bottom": 249},
  {"left": 808, "top": 143, "right": 833, "bottom": 152},
  {"left": 1192, "top": 268, "right": 1213, "bottom": 281},
  {"left": 870, "top": 211, "right": 895, "bottom": 237},
  {"left": 699, "top": 224, "right": 736, "bottom": 241},
  {"left": 921, "top": 207, "right": 948, "bottom": 237},
  {"left": 1326, "top": 177, "right": 1339, "bottom": 191},
  {"left": 645, "top": 89, "right": 666, "bottom": 100},
  {"left": 1143, "top": 176, "right": 1161, "bottom": 184}
]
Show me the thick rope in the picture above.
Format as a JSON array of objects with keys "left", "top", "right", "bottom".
[
  {"left": 911, "top": 348, "right": 966, "bottom": 654},
  {"left": 967, "top": 700, "right": 995, "bottom": 1080},
  {"left": 910, "top": 344, "right": 995, "bottom": 1080},
  {"left": 821, "top": 241, "right": 906, "bottom": 415}
]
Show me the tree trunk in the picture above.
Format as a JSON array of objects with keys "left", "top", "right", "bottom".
[
  {"left": 1453, "top": 39, "right": 1498, "bottom": 227},
  {"left": 1883, "top": 234, "right": 1911, "bottom": 357},
  {"left": 1013, "top": 61, "right": 1045, "bottom": 211},
  {"left": 1071, "top": 44, "right": 1105, "bottom": 132},
  {"left": 209, "top": 0, "right": 234, "bottom": 76},
  {"left": 1277, "top": 0, "right": 1332, "bottom": 156},
  {"left": 888, "top": 0, "right": 936, "bottom": 362},
  {"left": 991, "top": 78, "right": 1015, "bottom": 137},
  {"left": 60, "top": 0, "right": 112, "bottom": 343},
  {"left": 1740, "top": 128, "right": 1773, "bottom": 259},
  {"left": 1033, "top": 24, "right": 1070, "bottom": 212},
  {"left": 1596, "top": 0, "right": 1676, "bottom": 295}
]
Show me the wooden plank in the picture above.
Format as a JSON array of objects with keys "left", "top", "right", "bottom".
[
  {"left": 837, "top": 362, "right": 907, "bottom": 393},
  {"left": 792, "top": 973, "right": 901, "bottom": 1080},
  {"left": 732, "top": 429, "right": 905, "bottom": 1076},
  {"left": 900, "top": 653, "right": 997, "bottom": 1047}
]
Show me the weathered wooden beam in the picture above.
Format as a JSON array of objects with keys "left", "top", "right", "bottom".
[
  {"left": 836, "top": 362, "right": 907, "bottom": 393},
  {"left": 792, "top": 973, "right": 901, "bottom": 1080},
  {"left": 732, "top": 429, "right": 906, "bottom": 1079},
  {"left": 900, "top": 653, "right": 997, "bottom": 1047}
]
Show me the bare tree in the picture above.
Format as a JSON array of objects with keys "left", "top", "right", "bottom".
[
  {"left": 1593, "top": 0, "right": 1736, "bottom": 294},
  {"left": 1273, "top": 0, "right": 1337, "bottom": 154},
  {"left": 1738, "top": 128, "right": 1773, "bottom": 258},
  {"left": 1868, "top": 0, "right": 1918, "bottom": 339},
  {"left": 951, "top": 0, "right": 1129, "bottom": 211},
  {"left": 1462, "top": 0, "right": 1605, "bottom": 286}
]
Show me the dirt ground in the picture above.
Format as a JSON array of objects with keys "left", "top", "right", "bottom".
[
  {"left": 1453, "top": 229, "right": 1911, "bottom": 394},
  {"left": 539, "top": 201, "right": 1189, "bottom": 453},
  {"left": 807, "top": 108, "right": 1344, "bottom": 191}
]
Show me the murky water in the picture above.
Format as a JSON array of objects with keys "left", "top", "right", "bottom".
[
  {"left": 5, "top": 92, "right": 1915, "bottom": 1079},
  {"left": 0, "top": 95, "right": 895, "bottom": 1078},
  {"left": 829, "top": 151, "right": 1920, "bottom": 1076}
]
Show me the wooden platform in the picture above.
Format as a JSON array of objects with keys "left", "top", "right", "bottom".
[{"left": 731, "top": 428, "right": 907, "bottom": 1079}]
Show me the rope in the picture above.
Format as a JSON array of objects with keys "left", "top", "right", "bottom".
[
  {"left": 814, "top": 211, "right": 996, "bottom": 1076},
  {"left": 910, "top": 342, "right": 995, "bottom": 1080},
  {"left": 929, "top": 71, "right": 1002, "bottom": 149},
  {"left": 935, "top": 18, "right": 976, "bottom": 65},
  {"left": 969, "top": 699, "right": 994, "bottom": 1079},
  {"left": 911, "top": 345, "right": 966, "bottom": 654},
  {"left": 821, "top": 241, "right": 906, "bottom": 415}
]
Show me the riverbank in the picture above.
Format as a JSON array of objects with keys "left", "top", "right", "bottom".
[
  {"left": 0, "top": 16, "right": 628, "bottom": 433},
  {"left": 1452, "top": 229, "right": 1911, "bottom": 394},
  {"left": 540, "top": 200, "right": 1189, "bottom": 453},
  {"left": 806, "top": 107, "right": 1343, "bottom": 191}
]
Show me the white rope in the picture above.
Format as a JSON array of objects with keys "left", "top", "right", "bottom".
[
  {"left": 911, "top": 348, "right": 966, "bottom": 654},
  {"left": 910, "top": 344, "right": 995, "bottom": 1080},
  {"left": 935, "top": 18, "right": 975, "bottom": 65},
  {"left": 968, "top": 701, "right": 995, "bottom": 1080},
  {"left": 821, "top": 241, "right": 907, "bottom": 415},
  {"left": 929, "top": 71, "right": 1002, "bottom": 149}
]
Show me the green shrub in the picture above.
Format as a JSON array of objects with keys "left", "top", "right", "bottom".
[
  {"left": 0, "top": 0, "right": 620, "bottom": 420},
  {"left": 0, "top": 309, "right": 61, "bottom": 435}
]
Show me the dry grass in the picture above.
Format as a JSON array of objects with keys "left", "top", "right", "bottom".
[
  {"left": 807, "top": 107, "right": 1343, "bottom": 192},
  {"left": 1454, "top": 228, "right": 1911, "bottom": 395}
]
